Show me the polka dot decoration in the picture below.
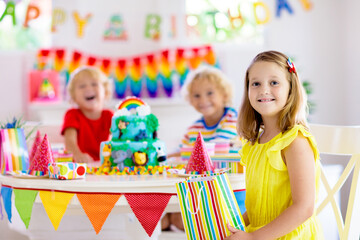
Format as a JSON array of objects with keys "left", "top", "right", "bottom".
[{"left": 48, "top": 162, "right": 87, "bottom": 180}]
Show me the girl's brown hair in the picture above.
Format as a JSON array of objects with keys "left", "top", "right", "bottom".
[{"left": 237, "top": 50, "right": 308, "bottom": 143}]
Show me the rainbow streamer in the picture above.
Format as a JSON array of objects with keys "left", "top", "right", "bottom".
[
  {"left": 188, "top": 48, "right": 202, "bottom": 70},
  {"left": 36, "top": 49, "right": 51, "bottom": 70},
  {"left": 101, "top": 59, "right": 112, "bottom": 75},
  {"left": 68, "top": 51, "right": 82, "bottom": 73},
  {"left": 114, "top": 59, "right": 128, "bottom": 98},
  {"left": 175, "top": 48, "right": 189, "bottom": 86},
  {"left": 203, "top": 46, "right": 219, "bottom": 68},
  {"left": 54, "top": 49, "right": 66, "bottom": 72},
  {"left": 129, "top": 57, "right": 142, "bottom": 97},
  {"left": 0, "top": 128, "right": 29, "bottom": 174},
  {"left": 144, "top": 55, "right": 158, "bottom": 98},
  {"left": 158, "top": 50, "right": 173, "bottom": 97}
]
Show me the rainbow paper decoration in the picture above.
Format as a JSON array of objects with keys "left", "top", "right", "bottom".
[
  {"left": 0, "top": 128, "right": 29, "bottom": 174},
  {"left": 118, "top": 96, "right": 146, "bottom": 110},
  {"left": 114, "top": 60, "right": 128, "bottom": 98},
  {"left": 144, "top": 54, "right": 158, "bottom": 98},
  {"left": 158, "top": 50, "right": 173, "bottom": 97},
  {"left": 54, "top": 49, "right": 66, "bottom": 72},
  {"left": 175, "top": 48, "right": 189, "bottom": 86},
  {"left": 129, "top": 57, "right": 142, "bottom": 97},
  {"left": 32, "top": 46, "right": 220, "bottom": 99}
]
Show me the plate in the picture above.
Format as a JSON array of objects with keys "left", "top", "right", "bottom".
[
  {"left": 173, "top": 168, "right": 230, "bottom": 178},
  {"left": 8, "top": 172, "right": 49, "bottom": 179}
]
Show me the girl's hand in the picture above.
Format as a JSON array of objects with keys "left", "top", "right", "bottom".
[{"left": 225, "top": 223, "right": 253, "bottom": 240}]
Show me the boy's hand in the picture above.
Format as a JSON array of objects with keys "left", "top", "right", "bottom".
[{"left": 73, "top": 152, "right": 93, "bottom": 163}]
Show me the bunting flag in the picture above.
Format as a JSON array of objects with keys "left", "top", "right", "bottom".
[
  {"left": 13, "top": 189, "right": 38, "bottom": 228},
  {"left": 144, "top": 54, "right": 158, "bottom": 98},
  {"left": 1, "top": 186, "right": 13, "bottom": 222},
  {"left": 77, "top": 193, "right": 121, "bottom": 234},
  {"left": 39, "top": 191, "right": 74, "bottom": 230},
  {"left": 158, "top": 50, "right": 173, "bottom": 97},
  {"left": 114, "top": 59, "right": 128, "bottom": 98},
  {"left": 125, "top": 193, "right": 172, "bottom": 237},
  {"left": 0, "top": 190, "right": 3, "bottom": 220},
  {"left": 129, "top": 57, "right": 142, "bottom": 97}
]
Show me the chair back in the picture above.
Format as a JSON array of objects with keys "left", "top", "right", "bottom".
[
  {"left": 309, "top": 123, "right": 360, "bottom": 240},
  {"left": 310, "top": 123, "right": 360, "bottom": 154}
]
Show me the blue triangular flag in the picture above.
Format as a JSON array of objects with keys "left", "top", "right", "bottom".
[
  {"left": 1, "top": 186, "right": 13, "bottom": 223},
  {"left": 0, "top": 190, "right": 3, "bottom": 220}
]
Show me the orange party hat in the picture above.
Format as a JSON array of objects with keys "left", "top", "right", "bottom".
[
  {"left": 29, "top": 134, "right": 54, "bottom": 174},
  {"left": 185, "top": 132, "right": 214, "bottom": 174}
]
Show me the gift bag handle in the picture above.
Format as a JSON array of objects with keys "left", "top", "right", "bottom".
[{"left": 185, "top": 186, "right": 204, "bottom": 214}]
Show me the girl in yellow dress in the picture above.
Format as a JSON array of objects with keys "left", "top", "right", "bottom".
[{"left": 225, "top": 51, "right": 324, "bottom": 240}]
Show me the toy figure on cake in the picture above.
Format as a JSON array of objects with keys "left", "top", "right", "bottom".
[
  {"left": 100, "top": 96, "right": 167, "bottom": 171},
  {"left": 185, "top": 132, "right": 215, "bottom": 174}
]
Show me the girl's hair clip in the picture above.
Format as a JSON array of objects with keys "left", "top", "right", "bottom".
[{"left": 287, "top": 58, "right": 296, "bottom": 74}]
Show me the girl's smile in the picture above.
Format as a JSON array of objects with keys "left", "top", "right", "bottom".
[{"left": 248, "top": 61, "right": 290, "bottom": 120}]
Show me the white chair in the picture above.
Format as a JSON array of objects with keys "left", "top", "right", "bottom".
[{"left": 309, "top": 123, "right": 360, "bottom": 240}]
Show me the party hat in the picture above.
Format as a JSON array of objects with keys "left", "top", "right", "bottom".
[
  {"left": 185, "top": 132, "right": 214, "bottom": 174},
  {"left": 29, "top": 130, "right": 42, "bottom": 162},
  {"left": 29, "top": 134, "right": 54, "bottom": 175}
]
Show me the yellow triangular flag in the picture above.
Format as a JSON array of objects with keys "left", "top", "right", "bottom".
[{"left": 39, "top": 191, "right": 74, "bottom": 230}]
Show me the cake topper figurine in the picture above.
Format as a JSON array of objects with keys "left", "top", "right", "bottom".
[{"left": 185, "top": 132, "right": 214, "bottom": 174}]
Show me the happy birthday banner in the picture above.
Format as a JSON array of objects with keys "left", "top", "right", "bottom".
[
  {"left": 34, "top": 45, "right": 219, "bottom": 99},
  {"left": 0, "top": 0, "right": 313, "bottom": 44}
]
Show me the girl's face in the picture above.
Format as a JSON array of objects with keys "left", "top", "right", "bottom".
[
  {"left": 72, "top": 75, "right": 106, "bottom": 112},
  {"left": 248, "top": 61, "right": 290, "bottom": 120},
  {"left": 189, "top": 78, "right": 226, "bottom": 119}
]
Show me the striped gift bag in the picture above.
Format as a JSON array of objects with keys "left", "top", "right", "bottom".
[
  {"left": 0, "top": 128, "right": 29, "bottom": 174},
  {"left": 176, "top": 172, "right": 245, "bottom": 240}
]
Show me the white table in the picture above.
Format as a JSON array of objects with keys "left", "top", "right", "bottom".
[{"left": 0, "top": 173, "right": 245, "bottom": 240}]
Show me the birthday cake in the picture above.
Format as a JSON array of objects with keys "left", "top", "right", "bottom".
[{"left": 99, "top": 97, "right": 166, "bottom": 171}]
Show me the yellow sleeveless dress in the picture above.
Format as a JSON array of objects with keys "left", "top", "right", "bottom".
[{"left": 240, "top": 125, "right": 324, "bottom": 239}]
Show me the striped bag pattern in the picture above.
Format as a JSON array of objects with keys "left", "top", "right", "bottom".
[
  {"left": 0, "top": 128, "right": 29, "bottom": 174},
  {"left": 176, "top": 172, "right": 245, "bottom": 240}
]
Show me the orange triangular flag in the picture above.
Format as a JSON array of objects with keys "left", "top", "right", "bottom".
[
  {"left": 39, "top": 191, "right": 74, "bottom": 230},
  {"left": 125, "top": 193, "right": 172, "bottom": 237},
  {"left": 77, "top": 193, "right": 121, "bottom": 234},
  {"left": 185, "top": 132, "right": 214, "bottom": 174}
]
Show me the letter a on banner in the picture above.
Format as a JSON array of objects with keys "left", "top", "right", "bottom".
[
  {"left": 0, "top": 1, "right": 16, "bottom": 25},
  {"left": 276, "top": 0, "right": 294, "bottom": 17}
]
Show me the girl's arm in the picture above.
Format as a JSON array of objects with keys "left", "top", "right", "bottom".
[
  {"left": 226, "top": 133, "right": 316, "bottom": 240},
  {"left": 64, "top": 128, "right": 93, "bottom": 163}
]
